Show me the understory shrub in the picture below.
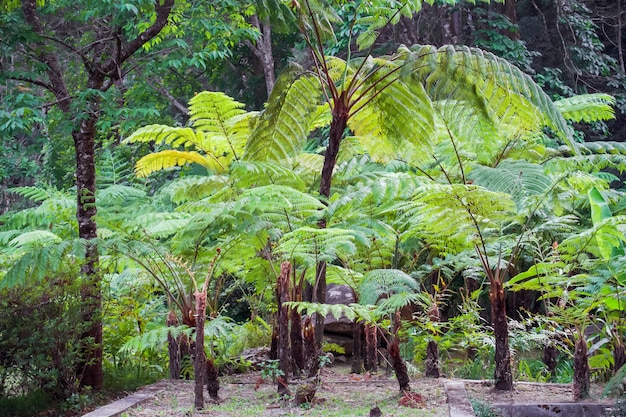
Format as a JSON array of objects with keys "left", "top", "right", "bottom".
[{"left": 0, "top": 274, "right": 91, "bottom": 400}]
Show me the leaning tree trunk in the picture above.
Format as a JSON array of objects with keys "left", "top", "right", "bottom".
[
  {"left": 167, "top": 311, "right": 181, "bottom": 379},
  {"left": 389, "top": 313, "right": 410, "bottom": 392},
  {"left": 490, "top": 278, "right": 513, "bottom": 390},
  {"left": 277, "top": 262, "right": 291, "bottom": 396},
  {"left": 365, "top": 324, "right": 378, "bottom": 373},
  {"left": 573, "top": 335, "right": 590, "bottom": 401}
]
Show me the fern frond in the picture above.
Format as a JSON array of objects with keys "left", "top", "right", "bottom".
[
  {"left": 276, "top": 227, "right": 359, "bottom": 267},
  {"left": 124, "top": 124, "right": 199, "bottom": 148},
  {"left": 158, "top": 175, "right": 230, "bottom": 204},
  {"left": 358, "top": 269, "right": 419, "bottom": 305},
  {"left": 134, "top": 150, "right": 217, "bottom": 177},
  {"left": 97, "top": 148, "right": 135, "bottom": 187},
  {"left": 230, "top": 161, "right": 306, "bottom": 190},
  {"left": 97, "top": 184, "right": 147, "bottom": 204},
  {"left": 188, "top": 91, "right": 247, "bottom": 133},
  {"left": 468, "top": 160, "right": 552, "bottom": 205},
  {"left": 8, "top": 230, "right": 62, "bottom": 248},
  {"left": 119, "top": 324, "right": 193, "bottom": 355},
  {"left": 396, "top": 183, "right": 517, "bottom": 255},
  {"left": 240, "top": 185, "right": 325, "bottom": 224},
  {"left": 405, "top": 45, "right": 574, "bottom": 147},
  {"left": 1, "top": 239, "right": 87, "bottom": 288},
  {"left": 8, "top": 186, "right": 50, "bottom": 202},
  {"left": 244, "top": 67, "right": 322, "bottom": 162},
  {"left": 555, "top": 93, "right": 615, "bottom": 123}
]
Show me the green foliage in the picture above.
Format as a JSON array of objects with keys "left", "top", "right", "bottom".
[{"left": 0, "top": 273, "right": 91, "bottom": 400}]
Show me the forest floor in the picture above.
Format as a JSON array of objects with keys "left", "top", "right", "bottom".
[{"left": 117, "top": 361, "right": 612, "bottom": 417}]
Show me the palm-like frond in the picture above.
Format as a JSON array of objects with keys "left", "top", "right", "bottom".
[
  {"left": 0, "top": 239, "right": 87, "bottom": 288},
  {"left": 244, "top": 66, "right": 323, "bottom": 162},
  {"left": 230, "top": 161, "right": 306, "bottom": 190},
  {"left": 555, "top": 94, "right": 615, "bottom": 123},
  {"left": 396, "top": 183, "right": 517, "bottom": 255},
  {"left": 276, "top": 226, "right": 360, "bottom": 267},
  {"left": 97, "top": 184, "right": 147, "bottom": 204},
  {"left": 404, "top": 45, "right": 574, "bottom": 147},
  {"left": 133, "top": 149, "right": 217, "bottom": 177},
  {"left": 358, "top": 268, "right": 420, "bottom": 305},
  {"left": 468, "top": 160, "right": 553, "bottom": 206}
]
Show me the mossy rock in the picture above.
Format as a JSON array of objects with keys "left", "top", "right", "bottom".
[{"left": 603, "top": 364, "right": 626, "bottom": 398}]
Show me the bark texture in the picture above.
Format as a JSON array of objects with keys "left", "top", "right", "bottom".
[
  {"left": 277, "top": 262, "right": 291, "bottom": 396},
  {"left": 351, "top": 322, "right": 364, "bottom": 374},
  {"left": 206, "top": 357, "right": 220, "bottom": 402},
  {"left": 194, "top": 292, "right": 207, "bottom": 409},
  {"left": 573, "top": 336, "right": 590, "bottom": 400},
  {"left": 490, "top": 279, "right": 512, "bottom": 390},
  {"left": 425, "top": 340, "right": 440, "bottom": 378},
  {"left": 167, "top": 311, "right": 181, "bottom": 379},
  {"left": 543, "top": 343, "right": 558, "bottom": 379},
  {"left": 389, "top": 338, "right": 410, "bottom": 392},
  {"left": 364, "top": 324, "right": 378, "bottom": 372}
]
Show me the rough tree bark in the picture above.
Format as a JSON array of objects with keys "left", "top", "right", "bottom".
[
  {"left": 303, "top": 316, "right": 318, "bottom": 379},
  {"left": 364, "top": 324, "right": 378, "bottom": 373},
  {"left": 290, "top": 280, "right": 305, "bottom": 374},
  {"left": 389, "top": 313, "right": 410, "bottom": 392},
  {"left": 245, "top": 14, "right": 275, "bottom": 97},
  {"left": 167, "top": 311, "right": 181, "bottom": 379},
  {"left": 573, "top": 335, "right": 590, "bottom": 400},
  {"left": 277, "top": 262, "right": 291, "bottom": 396},
  {"left": 490, "top": 278, "right": 512, "bottom": 390},
  {"left": 425, "top": 340, "right": 440, "bottom": 378},
  {"left": 543, "top": 343, "right": 558, "bottom": 380},
  {"left": 351, "top": 322, "right": 365, "bottom": 374},
  {"left": 194, "top": 292, "right": 208, "bottom": 409},
  {"left": 18, "top": 0, "right": 174, "bottom": 390}
]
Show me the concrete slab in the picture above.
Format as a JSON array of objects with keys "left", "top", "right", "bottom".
[
  {"left": 81, "top": 394, "right": 154, "bottom": 417},
  {"left": 492, "top": 402, "right": 613, "bottom": 417},
  {"left": 444, "top": 380, "right": 476, "bottom": 417}
]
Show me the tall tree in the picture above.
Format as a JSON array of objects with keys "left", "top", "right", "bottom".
[{"left": 0, "top": 0, "right": 176, "bottom": 389}]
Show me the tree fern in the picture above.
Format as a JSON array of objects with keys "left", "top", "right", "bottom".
[
  {"left": 395, "top": 183, "right": 517, "bottom": 256},
  {"left": 276, "top": 226, "right": 361, "bottom": 267},
  {"left": 554, "top": 93, "right": 615, "bottom": 123},
  {"left": 468, "top": 160, "right": 553, "bottom": 207}
]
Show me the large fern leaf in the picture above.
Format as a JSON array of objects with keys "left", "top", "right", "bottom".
[
  {"left": 244, "top": 65, "right": 323, "bottom": 162},
  {"left": 555, "top": 93, "right": 615, "bottom": 123},
  {"left": 133, "top": 150, "right": 217, "bottom": 177}
]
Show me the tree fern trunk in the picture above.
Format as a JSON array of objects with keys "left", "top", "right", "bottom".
[
  {"left": 490, "top": 278, "right": 512, "bottom": 390},
  {"left": 543, "top": 343, "right": 557, "bottom": 380},
  {"left": 351, "top": 322, "right": 364, "bottom": 374},
  {"left": 290, "top": 305, "right": 305, "bottom": 374},
  {"left": 167, "top": 311, "right": 181, "bottom": 379},
  {"left": 425, "top": 340, "right": 440, "bottom": 378},
  {"left": 194, "top": 292, "right": 207, "bottom": 410},
  {"left": 277, "top": 262, "right": 291, "bottom": 396},
  {"left": 304, "top": 317, "right": 319, "bottom": 379},
  {"left": 206, "top": 357, "right": 220, "bottom": 401},
  {"left": 573, "top": 335, "right": 590, "bottom": 400},
  {"left": 365, "top": 324, "right": 378, "bottom": 373},
  {"left": 314, "top": 98, "right": 349, "bottom": 349},
  {"left": 389, "top": 338, "right": 410, "bottom": 392}
]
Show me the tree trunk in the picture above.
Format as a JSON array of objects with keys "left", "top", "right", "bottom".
[
  {"left": 543, "top": 343, "right": 557, "bottom": 380},
  {"left": 206, "top": 357, "right": 220, "bottom": 401},
  {"left": 314, "top": 96, "right": 349, "bottom": 349},
  {"left": 351, "top": 322, "right": 364, "bottom": 374},
  {"left": 246, "top": 14, "right": 275, "bottom": 97},
  {"left": 19, "top": 0, "right": 174, "bottom": 391},
  {"left": 194, "top": 292, "right": 207, "bottom": 410},
  {"left": 389, "top": 338, "right": 410, "bottom": 392},
  {"left": 290, "top": 305, "right": 305, "bottom": 374},
  {"left": 277, "top": 262, "right": 291, "bottom": 396},
  {"left": 167, "top": 311, "right": 181, "bottom": 379},
  {"left": 303, "top": 316, "right": 319, "bottom": 379},
  {"left": 614, "top": 342, "right": 626, "bottom": 374},
  {"left": 490, "top": 278, "right": 512, "bottom": 390},
  {"left": 365, "top": 324, "right": 378, "bottom": 373},
  {"left": 425, "top": 340, "right": 440, "bottom": 378},
  {"left": 74, "top": 96, "right": 103, "bottom": 390},
  {"left": 573, "top": 335, "right": 590, "bottom": 400}
]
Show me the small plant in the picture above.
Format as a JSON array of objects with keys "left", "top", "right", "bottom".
[
  {"left": 470, "top": 398, "right": 501, "bottom": 417},
  {"left": 260, "top": 360, "right": 284, "bottom": 382}
]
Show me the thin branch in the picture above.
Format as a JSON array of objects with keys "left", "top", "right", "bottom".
[{"left": 145, "top": 78, "right": 190, "bottom": 116}]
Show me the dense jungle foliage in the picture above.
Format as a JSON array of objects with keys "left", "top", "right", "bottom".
[{"left": 0, "top": 0, "right": 625, "bottom": 415}]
